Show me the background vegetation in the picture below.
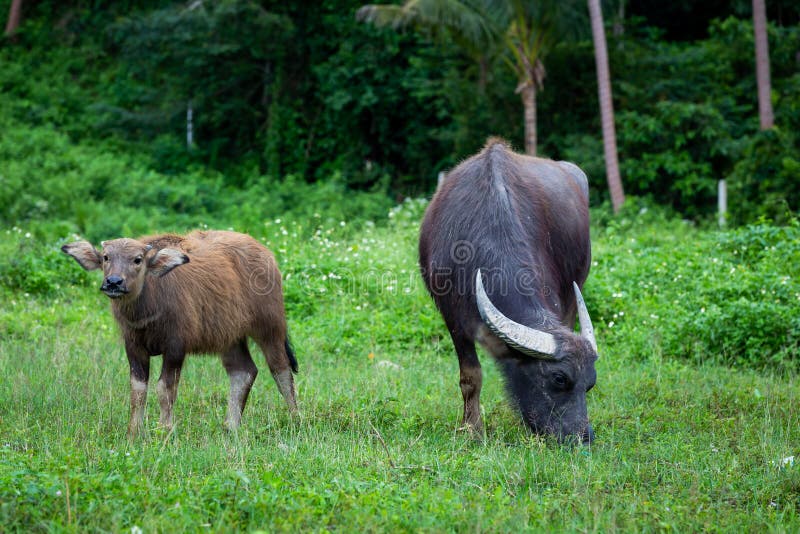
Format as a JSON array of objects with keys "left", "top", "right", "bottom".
[
  {"left": 1, "top": 0, "right": 799, "bottom": 221},
  {"left": 0, "top": 0, "right": 798, "bottom": 531}
]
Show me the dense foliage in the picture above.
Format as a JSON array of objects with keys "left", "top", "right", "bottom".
[{"left": 1, "top": 0, "right": 798, "bottom": 221}]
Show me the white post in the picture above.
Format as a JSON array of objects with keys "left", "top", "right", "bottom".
[
  {"left": 437, "top": 171, "right": 445, "bottom": 187},
  {"left": 186, "top": 102, "right": 194, "bottom": 148},
  {"left": 718, "top": 179, "right": 727, "bottom": 228}
]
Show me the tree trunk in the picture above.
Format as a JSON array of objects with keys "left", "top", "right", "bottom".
[
  {"left": 752, "top": 0, "right": 774, "bottom": 130},
  {"left": 613, "top": 0, "right": 625, "bottom": 38},
  {"left": 588, "top": 0, "right": 625, "bottom": 213},
  {"left": 4, "top": 0, "right": 23, "bottom": 36},
  {"left": 520, "top": 83, "right": 537, "bottom": 156}
]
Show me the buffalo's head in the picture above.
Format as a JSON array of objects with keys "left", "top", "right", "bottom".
[
  {"left": 62, "top": 238, "right": 188, "bottom": 300},
  {"left": 476, "top": 271, "right": 598, "bottom": 444}
]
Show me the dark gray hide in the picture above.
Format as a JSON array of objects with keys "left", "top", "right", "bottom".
[{"left": 419, "top": 138, "right": 599, "bottom": 443}]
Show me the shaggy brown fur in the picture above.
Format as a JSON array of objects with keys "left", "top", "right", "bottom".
[{"left": 62, "top": 230, "right": 297, "bottom": 438}]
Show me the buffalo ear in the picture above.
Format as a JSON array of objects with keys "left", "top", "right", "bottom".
[
  {"left": 147, "top": 248, "right": 189, "bottom": 277},
  {"left": 61, "top": 241, "right": 102, "bottom": 271}
]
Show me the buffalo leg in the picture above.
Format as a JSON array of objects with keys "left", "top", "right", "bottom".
[
  {"left": 221, "top": 339, "right": 258, "bottom": 430},
  {"left": 156, "top": 351, "right": 185, "bottom": 431},
  {"left": 451, "top": 334, "right": 484, "bottom": 434},
  {"left": 256, "top": 336, "right": 297, "bottom": 412},
  {"left": 126, "top": 344, "right": 150, "bottom": 439}
]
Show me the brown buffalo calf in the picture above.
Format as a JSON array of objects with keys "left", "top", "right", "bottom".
[{"left": 62, "top": 230, "right": 298, "bottom": 438}]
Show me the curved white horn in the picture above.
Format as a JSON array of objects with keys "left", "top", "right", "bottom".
[
  {"left": 475, "top": 270, "right": 558, "bottom": 359},
  {"left": 573, "top": 281, "right": 598, "bottom": 354}
]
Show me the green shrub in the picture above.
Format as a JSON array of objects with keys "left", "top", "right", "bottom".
[
  {"left": 590, "top": 211, "right": 799, "bottom": 370},
  {"left": 616, "top": 101, "right": 733, "bottom": 217},
  {"left": 726, "top": 128, "right": 800, "bottom": 225},
  {"left": 0, "top": 229, "right": 93, "bottom": 296}
]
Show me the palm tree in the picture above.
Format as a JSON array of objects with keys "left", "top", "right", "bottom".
[
  {"left": 357, "top": 0, "right": 580, "bottom": 156},
  {"left": 4, "top": 0, "right": 23, "bottom": 37},
  {"left": 587, "top": 0, "right": 624, "bottom": 212},
  {"left": 752, "top": 0, "right": 774, "bottom": 130}
]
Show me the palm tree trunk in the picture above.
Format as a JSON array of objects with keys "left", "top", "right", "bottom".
[
  {"left": 4, "top": 0, "right": 23, "bottom": 36},
  {"left": 588, "top": 0, "right": 625, "bottom": 213},
  {"left": 520, "top": 83, "right": 537, "bottom": 156},
  {"left": 752, "top": 0, "right": 774, "bottom": 130}
]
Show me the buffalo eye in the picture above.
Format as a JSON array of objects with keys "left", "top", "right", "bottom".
[
  {"left": 551, "top": 372, "right": 572, "bottom": 390},
  {"left": 133, "top": 256, "right": 143, "bottom": 265},
  {"left": 103, "top": 255, "right": 109, "bottom": 262}
]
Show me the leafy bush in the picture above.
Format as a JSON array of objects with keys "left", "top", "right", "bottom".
[
  {"left": 726, "top": 128, "right": 800, "bottom": 225},
  {"left": 0, "top": 117, "right": 394, "bottom": 245},
  {"left": 616, "top": 102, "right": 734, "bottom": 217},
  {"left": 0, "top": 229, "right": 93, "bottom": 295},
  {"left": 590, "top": 207, "right": 799, "bottom": 370}
]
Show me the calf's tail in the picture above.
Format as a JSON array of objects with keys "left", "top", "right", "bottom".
[{"left": 285, "top": 338, "right": 298, "bottom": 373}]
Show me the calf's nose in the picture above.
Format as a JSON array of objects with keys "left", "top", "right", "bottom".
[{"left": 104, "top": 275, "right": 123, "bottom": 288}]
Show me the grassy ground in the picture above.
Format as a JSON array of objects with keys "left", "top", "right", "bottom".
[{"left": 1, "top": 200, "right": 798, "bottom": 531}]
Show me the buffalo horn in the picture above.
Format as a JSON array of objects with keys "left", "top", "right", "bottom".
[
  {"left": 475, "top": 270, "right": 558, "bottom": 359},
  {"left": 573, "top": 281, "right": 598, "bottom": 353}
]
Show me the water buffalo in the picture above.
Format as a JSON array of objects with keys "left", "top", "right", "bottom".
[
  {"left": 62, "top": 230, "right": 297, "bottom": 438},
  {"left": 419, "top": 138, "right": 599, "bottom": 443}
]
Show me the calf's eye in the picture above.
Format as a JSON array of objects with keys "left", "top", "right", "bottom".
[
  {"left": 103, "top": 255, "right": 109, "bottom": 262},
  {"left": 134, "top": 257, "right": 142, "bottom": 265}
]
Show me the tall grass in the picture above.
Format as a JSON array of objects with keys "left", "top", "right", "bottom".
[{"left": 1, "top": 198, "right": 798, "bottom": 531}]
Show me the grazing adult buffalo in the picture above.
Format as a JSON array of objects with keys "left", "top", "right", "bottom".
[
  {"left": 62, "top": 230, "right": 297, "bottom": 438},
  {"left": 419, "top": 138, "right": 599, "bottom": 443}
]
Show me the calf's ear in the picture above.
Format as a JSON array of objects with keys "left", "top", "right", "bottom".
[
  {"left": 147, "top": 248, "right": 189, "bottom": 277},
  {"left": 61, "top": 241, "right": 102, "bottom": 271}
]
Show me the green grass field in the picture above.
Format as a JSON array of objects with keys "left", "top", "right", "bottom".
[{"left": 1, "top": 200, "right": 798, "bottom": 531}]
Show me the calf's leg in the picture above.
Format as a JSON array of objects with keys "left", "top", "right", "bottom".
[
  {"left": 221, "top": 339, "right": 258, "bottom": 430},
  {"left": 156, "top": 351, "right": 185, "bottom": 431},
  {"left": 255, "top": 335, "right": 297, "bottom": 412},
  {"left": 126, "top": 344, "right": 150, "bottom": 439}
]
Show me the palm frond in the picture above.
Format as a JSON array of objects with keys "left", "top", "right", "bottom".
[{"left": 358, "top": 0, "right": 502, "bottom": 51}]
